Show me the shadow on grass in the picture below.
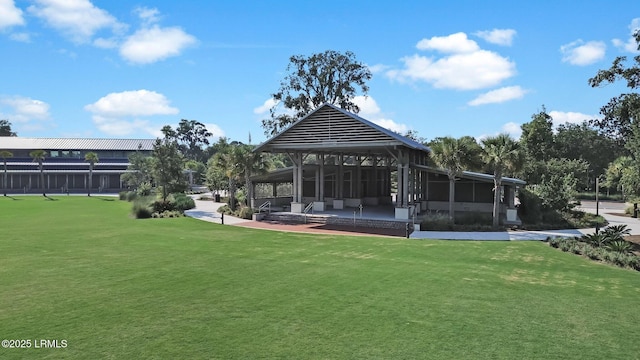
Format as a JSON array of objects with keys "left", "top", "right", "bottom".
[
  {"left": 44, "top": 195, "right": 58, "bottom": 201},
  {"left": 98, "top": 197, "right": 115, "bottom": 201},
  {"left": 2, "top": 195, "right": 22, "bottom": 200}
]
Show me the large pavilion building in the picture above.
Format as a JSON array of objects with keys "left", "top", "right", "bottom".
[
  {"left": 252, "top": 103, "right": 525, "bottom": 224},
  {"left": 0, "top": 138, "right": 154, "bottom": 194}
]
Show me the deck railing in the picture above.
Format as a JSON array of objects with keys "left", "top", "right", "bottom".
[
  {"left": 258, "top": 201, "right": 271, "bottom": 214},
  {"left": 303, "top": 202, "right": 314, "bottom": 223}
]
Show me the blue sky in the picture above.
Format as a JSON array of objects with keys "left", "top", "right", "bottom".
[{"left": 0, "top": 0, "right": 639, "bottom": 144}]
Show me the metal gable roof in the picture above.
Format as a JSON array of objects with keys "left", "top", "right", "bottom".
[
  {"left": 254, "top": 103, "right": 430, "bottom": 153},
  {"left": 0, "top": 138, "right": 155, "bottom": 151}
]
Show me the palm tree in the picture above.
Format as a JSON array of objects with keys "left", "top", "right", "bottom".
[
  {"left": 430, "top": 137, "right": 482, "bottom": 222},
  {"left": 29, "top": 150, "right": 47, "bottom": 196},
  {"left": 481, "top": 134, "right": 523, "bottom": 227},
  {"left": 212, "top": 144, "right": 271, "bottom": 211},
  {"left": 0, "top": 150, "right": 13, "bottom": 196},
  {"left": 84, "top": 152, "right": 99, "bottom": 196},
  {"left": 235, "top": 144, "right": 271, "bottom": 207},
  {"left": 215, "top": 148, "right": 242, "bottom": 210}
]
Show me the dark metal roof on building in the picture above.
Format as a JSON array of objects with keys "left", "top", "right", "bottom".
[
  {"left": 0, "top": 137, "right": 155, "bottom": 151},
  {"left": 254, "top": 103, "right": 430, "bottom": 154}
]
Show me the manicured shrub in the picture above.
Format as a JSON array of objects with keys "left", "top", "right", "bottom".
[
  {"left": 152, "top": 199, "right": 176, "bottom": 213},
  {"left": 132, "top": 202, "right": 152, "bottom": 219},
  {"left": 172, "top": 193, "right": 195, "bottom": 211},
  {"left": 126, "top": 191, "right": 138, "bottom": 202},
  {"left": 136, "top": 182, "right": 153, "bottom": 196},
  {"left": 518, "top": 187, "right": 543, "bottom": 224},
  {"left": 237, "top": 206, "right": 255, "bottom": 220},
  {"left": 217, "top": 204, "right": 233, "bottom": 215},
  {"left": 118, "top": 191, "right": 127, "bottom": 200},
  {"left": 456, "top": 212, "right": 492, "bottom": 225},
  {"left": 606, "top": 240, "right": 634, "bottom": 254}
]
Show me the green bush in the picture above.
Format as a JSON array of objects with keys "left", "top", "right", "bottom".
[
  {"left": 132, "top": 202, "right": 152, "bottom": 219},
  {"left": 125, "top": 191, "right": 138, "bottom": 202},
  {"left": 549, "top": 236, "right": 640, "bottom": 271},
  {"left": 137, "top": 182, "right": 153, "bottom": 197},
  {"left": 518, "top": 187, "right": 543, "bottom": 224},
  {"left": 217, "top": 204, "right": 233, "bottom": 215},
  {"left": 576, "top": 192, "right": 624, "bottom": 201},
  {"left": 118, "top": 191, "right": 127, "bottom": 200},
  {"left": 456, "top": 212, "right": 492, "bottom": 225},
  {"left": 152, "top": 198, "right": 176, "bottom": 213},
  {"left": 606, "top": 240, "right": 634, "bottom": 254},
  {"left": 172, "top": 193, "right": 195, "bottom": 211},
  {"left": 237, "top": 206, "right": 255, "bottom": 220}
]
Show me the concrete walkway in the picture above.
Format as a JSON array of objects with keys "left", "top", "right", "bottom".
[
  {"left": 184, "top": 196, "right": 252, "bottom": 225},
  {"left": 184, "top": 194, "right": 640, "bottom": 241}
]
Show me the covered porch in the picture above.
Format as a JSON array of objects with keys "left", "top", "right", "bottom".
[{"left": 252, "top": 103, "right": 524, "bottom": 224}]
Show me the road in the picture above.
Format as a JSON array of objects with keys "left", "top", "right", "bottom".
[{"left": 578, "top": 200, "right": 640, "bottom": 235}]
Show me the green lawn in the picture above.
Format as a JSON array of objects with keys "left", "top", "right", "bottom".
[{"left": 1, "top": 196, "right": 639, "bottom": 359}]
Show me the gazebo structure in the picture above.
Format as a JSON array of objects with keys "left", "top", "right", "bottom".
[{"left": 252, "top": 103, "right": 524, "bottom": 224}]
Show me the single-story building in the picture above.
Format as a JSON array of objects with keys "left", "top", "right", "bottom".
[
  {"left": 0, "top": 138, "right": 154, "bottom": 193},
  {"left": 252, "top": 103, "right": 525, "bottom": 224}
]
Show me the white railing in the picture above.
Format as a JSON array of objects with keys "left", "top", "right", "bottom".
[
  {"left": 258, "top": 201, "right": 271, "bottom": 214},
  {"left": 303, "top": 202, "right": 314, "bottom": 223}
]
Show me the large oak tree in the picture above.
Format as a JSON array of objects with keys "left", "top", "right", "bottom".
[{"left": 262, "top": 50, "right": 372, "bottom": 136}]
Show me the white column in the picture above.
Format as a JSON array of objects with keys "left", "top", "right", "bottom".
[
  {"left": 319, "top": 154, "right": 325, "bottom": 200},
  {"left": 397, "top": 151, "right": 403, "bottom": 207}
]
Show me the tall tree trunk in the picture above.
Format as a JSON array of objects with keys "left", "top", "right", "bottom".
[
  {"left": 88, "top": 165, "right": 93, "bottom": 196},
  {"left": 229, "top": 178, "right": 236, "bottom": 210},
  {"left": 492, "top": 175, "right": 502, "bottom": 227},
  {"left": 245, "top": 167, "right": 252, "bottom": 208},
  {"left": 448, "top": 177, "right": 455, "bottom": 222}
]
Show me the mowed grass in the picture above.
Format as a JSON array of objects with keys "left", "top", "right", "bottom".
[{"left": 1, "top": 197, "right": 639, "bottom": 359}]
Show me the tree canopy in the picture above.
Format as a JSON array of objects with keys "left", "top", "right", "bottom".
[
  {"left": 0, "top": 120, "right": 17, "bottom": 137},
  {"left": 588, "top": 30, "right": 640, "bottom": 144},
  {"left": 162, "top": 120, "right": 212, "bottom": 162},
  {"left": 429, "top": 136, "right": 482, "bottom": 221},
  {"left": 589, "top": 30, "right": 640, "bottom": 197},
  {"left": 151, "top": 138, "right": 186, "bottom": 202},
  {"left": 261, "top": 50, "right": 372, "bottom": 136}
]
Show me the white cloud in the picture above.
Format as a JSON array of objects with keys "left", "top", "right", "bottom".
[
  {"left": 9, "top": 32, "right": 30, "bottom": 42},
  {"left": 202, "top": 123, "right": 225, "bottom": 139},
  {"left": 416, "top": 32, "right": 479, "bottom": 53},
  {"left": 134, "top": 6, "right": 161, "bottom": 26},
  {"left": 0, "top": 95, "right": 51, "bottom": 123},
  {"left": 501, "top": 122, "right": 522, "bottom": 139},
  {"left": 28, "top": 0, "right": 125, "bottom": 44},
  {"left": 93, "top": 37, "right": 118, "bottom": 49},
  {"left": 91, "top": 115, "right": 155, "bottom": 136},
  {"left": 119, "top": 25, "right": 196, "bottom": 64},
  {"left": 85, "top": 90, "right": 179, "bottom": 136},
  {"left": 387, "top": 50, "right": 515, "bottom": 90},
  {"left": 474, "top": 29, "right": 517, "bottom": 46},
  {"left": 85, "top": 89, "right": 179, "bottom": 117},
  {"left": 468, "top": 86, "right": 527, "bottom": 106},
  {"left": 253, "top": 98, "right": 279, "bottom": 114},
  {"left": 549, "top": 111, "right": 598, "bottom": 126},
  {"left": 352, "top": 95, "right": 380, "bottom": 115},
  {"left": 367, "top": 63, "right": 390, "bottom": 74},
  {"left": 612, "top": 18, "right": 640, "bottom": 53},
  {"left": 352, "top": 95, "right": 409, "bottom": 133},
  {"left": 0, "top": 0, "right": 24, "bottom": 29},
  {"left": 560, "top": 40, "right": 606, "bottom": 66}
]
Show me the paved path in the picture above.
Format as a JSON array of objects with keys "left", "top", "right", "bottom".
[
  {"left": 184, "top": 195, "right": 640, "bottom": 240},
  {"left": 184, "top": 196, "right": 252, "bottom": 225}
]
